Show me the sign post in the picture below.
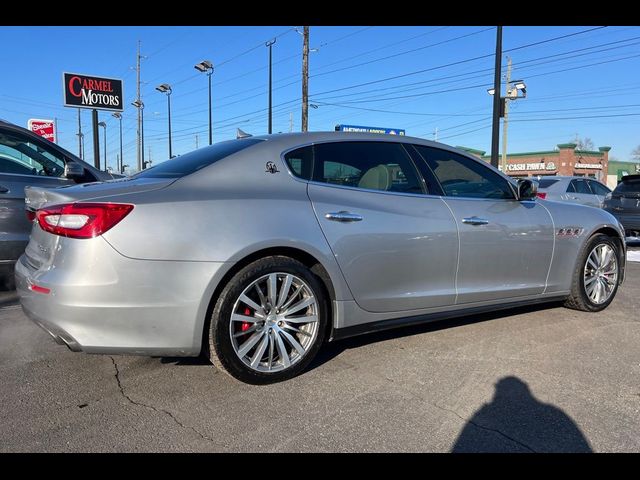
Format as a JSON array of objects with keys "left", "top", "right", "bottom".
[{"left": 63, "top": 72, "right": 124, "bottom": 171}]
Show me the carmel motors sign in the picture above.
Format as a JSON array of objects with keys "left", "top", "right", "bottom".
[{"left": 63, "top": 72, "right": 123, "bottom": 111}]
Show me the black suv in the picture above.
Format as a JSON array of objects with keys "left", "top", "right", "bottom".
[
  {"left": 603, "top": 174, "right": 640, "bottom": 238},
  {"left": 0, "top": 120, "right": 119, "bottom": 288}
]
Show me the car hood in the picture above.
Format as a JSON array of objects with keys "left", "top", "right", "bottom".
[{"left": 25, "top": 177, "right": 177, "bottom": 210}]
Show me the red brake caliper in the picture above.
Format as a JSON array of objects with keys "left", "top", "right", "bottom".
[{"left": 241, "top": 307, "right": 252, "bottom": 332}]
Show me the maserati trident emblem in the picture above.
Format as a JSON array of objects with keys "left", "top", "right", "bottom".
[{"left": 265, "top": 161, "right": 279, "bottom": 174}]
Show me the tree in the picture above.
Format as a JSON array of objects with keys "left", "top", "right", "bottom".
[
  {"left": 631, "top": 145, "right": 640, "bottom": 161},
  {"left": 573, "top": 136, "right": 594, "bottom": 150}
]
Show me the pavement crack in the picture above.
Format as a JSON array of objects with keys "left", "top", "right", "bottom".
[
  {"left": 429, "top": 401, "right": 537, "bottom": 453},
  {"left": 109, "top": 356, "right": 218, "bottom": 446}
]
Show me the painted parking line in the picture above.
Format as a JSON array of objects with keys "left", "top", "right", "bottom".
[{"left": 628, "top": 250, "right": 640, "bottom": 262}]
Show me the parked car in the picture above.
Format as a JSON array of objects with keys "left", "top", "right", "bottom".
[
  {"left": 0, "top": 120, "right": 121, "bottom": 288},
  {"left": 603, "top": 174, "right": 640, "bottom": 238},
  {"left": 535, "top": 176, "right": 611, "bottom": 208},
  {"left": 15, "top": 132, "right": 626, "bottom": 384}
]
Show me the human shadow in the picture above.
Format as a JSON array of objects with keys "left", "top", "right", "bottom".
[{"left": 451, "top": 376, "right": 592, "bottom": 453}]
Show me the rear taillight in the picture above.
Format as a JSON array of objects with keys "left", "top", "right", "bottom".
[
  {"left": 536, "top": 192, "right": 547, "bottom": 199},
  {"left": 36, "top": 203, "right": 134, "bottom": 239}
]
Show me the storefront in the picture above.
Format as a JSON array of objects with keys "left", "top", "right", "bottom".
[{"left": 457, "top": 143, "right": 610, "bottom": 183}]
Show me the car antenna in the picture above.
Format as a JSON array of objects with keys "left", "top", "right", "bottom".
[{"left": 236, "top": 128, "right": 252, "bottom": 139}]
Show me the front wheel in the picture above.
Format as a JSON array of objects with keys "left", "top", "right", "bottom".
[
  {"left": 206, "top": 256, "right": 328, "bottom": 384},
  {"left": 564, "top": 234, "right": 621, "bottom": 312}
]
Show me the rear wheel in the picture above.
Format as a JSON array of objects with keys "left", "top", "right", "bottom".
[
  {"left": 564, "top": 234, "right": 621, "bottom": 312},
  {"left": 206, "top": 256, "right": 328, "bottom": 384}
]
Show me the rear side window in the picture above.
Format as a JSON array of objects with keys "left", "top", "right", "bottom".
[
  {"left": 284, "top": 146, "right": 313, "bottom": 180},
  {"left": 312, "top": 141, "right": 424, "bottom": 194},
  {"left": 569, "top": 179, "right": 591, "bottom": 194},
  {"left": 538, "top": 179, "right": 559, "bottom": 189},
  {"left": 134, "top": 138, "right": 263, "bottom": 179}
]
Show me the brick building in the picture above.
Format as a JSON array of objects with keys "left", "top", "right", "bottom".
[{"left": 458, "top": 143, "right": 610, "bottom": 183}]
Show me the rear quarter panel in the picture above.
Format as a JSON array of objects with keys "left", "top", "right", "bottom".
[{"left": 101, "top": 141, "right": 353, "bottom": 302}]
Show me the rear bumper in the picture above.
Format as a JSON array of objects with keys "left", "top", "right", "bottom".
[
  {"left": 15, "top": 236, "right": 228, "bottom": 356},
  {"left": 605, "top": 212, "right": 640, "bottom": 234}
]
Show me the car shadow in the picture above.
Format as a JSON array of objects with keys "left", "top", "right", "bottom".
[{"left": 306, "top": 301, "right": 565, "bottom": 373}]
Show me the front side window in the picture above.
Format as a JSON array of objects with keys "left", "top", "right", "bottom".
[
  {"left": 312, "top": 141, "right": 424, "bottom": 194},
  {"left": 0, "top": 130, "right": 66, "bottom": 177},
  {"left": 413, "top": 145, "right": 514, "bottom": 199}
]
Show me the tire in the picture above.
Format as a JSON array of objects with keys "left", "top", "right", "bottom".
[
  {"left": 564, "top": 233, "right": 621, "bottom": 312},
  {"left": 206, "top": 256, "right": 328, "bottom": 384}
]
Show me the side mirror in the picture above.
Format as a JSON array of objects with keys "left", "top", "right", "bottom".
[
  {"left": 517, "top": 178, "right": 537, "bottom": 200},
  {"left": 64, "top": 161, "right": 85, "bottom": 180}
]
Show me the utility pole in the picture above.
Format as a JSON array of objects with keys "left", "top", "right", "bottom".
[
  {"left": 195, "top": 134, "right": 199, "bottom": 149},
  {"left": 434, "top": 127, "right": 438, "bottom": 142},
  {"left": 77, "top": 109, "right": 82, "bottom": 159},
  {"left": 136, "top": 40, "right": 143, "bottom": 172},
  {"left": 301, "top": 26, "right": 309, "bottom": 132},
  {"left": 501, "top": 56, "right": 512, "bottom": 174},
  {"left": 289, "top": 112, "right": 293, "bottom": 133},
  {"left": 266, "top": 38, "right": 276, "bottom": 134},
  {"left": 54, "top": 117, "right": 58, "bottom": 144},
  {"left": 490, "top": 26, "right": 503, "bottom": 168}
]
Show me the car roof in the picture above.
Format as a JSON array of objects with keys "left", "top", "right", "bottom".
[{"left": 620, "top": 174, "right": 640, "bottom": 182}]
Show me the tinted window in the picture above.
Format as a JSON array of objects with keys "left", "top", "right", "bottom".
[
  {"left": 284, "top": 146, "right": 313, "bottom": 180},
  {"left": 588, "top": 180, "right": 611, "bottom": 196},
  {"left": 0, "top": 130, "right": 66, "bottom": 177},
  {"left": 312, "top": 141, "right": 424, "bottom": 194},
  {"left": 134, "top": 138, "right": 263, "bottom": 179},
  {"left": 614, "top": 178, "right": 640, "bottom": 194},
  {"left": 413, "top": 145, "right": 514, "bottom": 199},
  {"left": 538, "top": 179, "right": 559, "bottom": 189},
  {"left": 570, "top": 179, "right": 592, "bottom": 194}
]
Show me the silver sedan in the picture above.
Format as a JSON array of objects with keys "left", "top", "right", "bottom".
[{"left": 15, "top": 132, "right": 626, "bottom": 384}]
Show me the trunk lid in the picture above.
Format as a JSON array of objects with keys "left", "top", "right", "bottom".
[{"left": 25, "top": 177, "right": 176, "bottom": 211}]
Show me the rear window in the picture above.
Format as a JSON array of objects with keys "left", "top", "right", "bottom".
[
  {"left": 614, "top": 178, "right": 640, "bottom": 194},
  {"left": 538, "top": 179, "right": 559, "bottom": 189},
  {"left": 133, "top": 138, "right": 263, "bottom": 179}
]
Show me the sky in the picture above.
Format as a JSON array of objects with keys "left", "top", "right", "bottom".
[{"left": 1, "top": 25, "right": 639, "bottom": 173}]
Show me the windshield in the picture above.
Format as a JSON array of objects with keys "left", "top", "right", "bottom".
[
  {"left": 133, "top": 138, "right": 263, "bottom": 179},
  {"left": 613, "top": 178, "right": 640, "bottom": 195}
]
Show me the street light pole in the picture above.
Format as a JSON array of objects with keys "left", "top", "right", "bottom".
[
  {"left": 112, "top": 113, "right": 123, "bottom": 174},
  {"left": 195, "top": 60, "right": 214, "bottom": 145},
  {"left": 156, "top": 84, "right": 173, "bottom": 159},
  {"left": 132, "top": 100, "right": 145, "bottom": 170},
  {"left": 266, "top": 38, "right": 276, "bottom": 134},
  {"left": 97, "top": 121, "right": 107, "bottom": 171},
  {"left": 490, "top": 26, "right": 503, "bottom": 169}
]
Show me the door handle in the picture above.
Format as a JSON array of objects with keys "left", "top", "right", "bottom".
[
  {"left": 325, "top": 211, "right": 363, "bottom": 222},
  {"left": 0, "top": 185, "right": 9, "bottom": 194},
  {"left": 462, "top": 216, "right": 489, "bottom": 226}
]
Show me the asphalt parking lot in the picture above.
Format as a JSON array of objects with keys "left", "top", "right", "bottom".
[{"left": 1, "top": 250, "right": 639, "bottom": 453}]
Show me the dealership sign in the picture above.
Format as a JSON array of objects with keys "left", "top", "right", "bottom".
[
  {"left": 335, "top": 124, "right": 405, "bottom": 135},
  {"left": 27, "top": 119, "right": 56, "bottom": 143},
  {"left": 63, "top": 72, "right": 123, "bottom": 111}
]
